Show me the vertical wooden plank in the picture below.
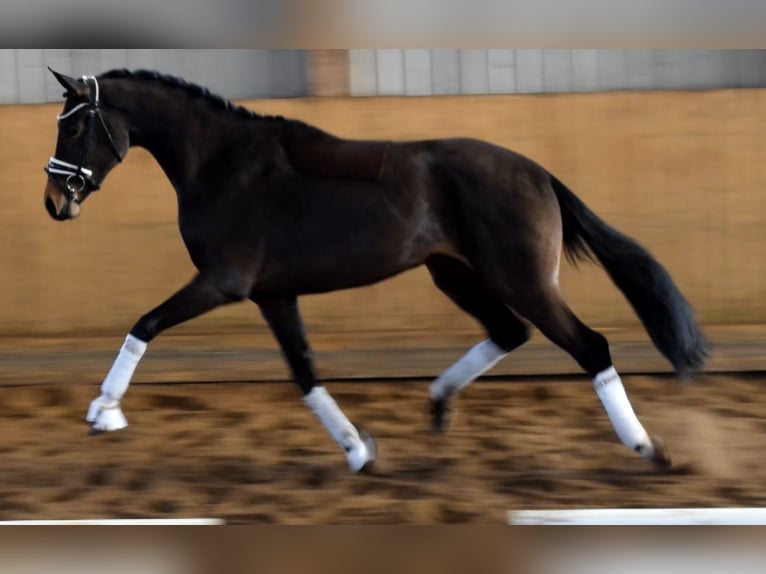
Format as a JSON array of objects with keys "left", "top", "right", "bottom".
[
  {"left": 514, "top": 49, "right": 544, "bottom": 93},
  {"left": 98, "top": 50, "right": 129, "bottom": 74},
  {"left": 228, "top": 49, "right": 271, "bottom": 98},
  {"left": 683, "top": 50, "right": 721, "bottom": 88},
  {"left": 571, "top": 49, "right": 600, "bottom": 92},
  {"left": 126, "top": 49, "right": 156, "bottom": 70},
  {"left": 655, "top": 50, "right": 693, "bottom": 90},
  {"left": 597, "top": 49, "right": 627, "bottom": 91},
  {"left": 16, "top": 49, "right": 45, "bottom": 103},
  {"left": 308, "top": 50, "right": 349, "bottom": 97},
  {"left": 69, "top": 49, "right": 101, "bottom": 76},
  {"left": 217, "top": 50, "right": 266, "bottom": 97},
  {"left": 349, "top": 49, "right": 377, "bottom": 96},
  {"left": 376, "top": 49, "right": 405, "bottom": 96},
  {"left": 622, "top": 50, "right": 657, "bottom": 90},
  {"left": 194, "top": 50, "right": 233, "bottom": 94},
  {"left": 488, "top": 49, "right": 515, "bottom": 94},
  {"left": 191, "top": 50, "right": 220, "bottom": 90},
  {"left": 542, "top": 49, "right": 572, "bottom": 92},
  {"left": 178, "top": 49, "right": 205, "bottom": 86},
  {"left": 736, "top": 50, "right": 766, "bottom": 88},
  {"left": 459, "top": 49, "right": 488, "bottom": 94},
  {"left": 266, "top": 50, "right": 308, "bottom": 98},
  {"left": 709, "top": 50, "right": 746, "bottom": 87},
  {"left": 0, "top": 50, "right": 20, "bottom": 104},
  {"left": 150, "top": 49, "right": 185, "bottom": 76},
  {"left": 404, "top": 49, "right": 432, "bottom": 96},
  {"left": 430, "top": 49, "right": 460, "bottom": 95},
  {"left": 287, "top": 50, "right": 310, "bottom": 97}
]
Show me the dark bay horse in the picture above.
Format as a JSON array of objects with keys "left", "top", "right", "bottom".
[{"left": 43, "top": 68, "right": 708, "bottom": 473}]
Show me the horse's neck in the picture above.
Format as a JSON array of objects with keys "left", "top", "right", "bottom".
[{"left": 121, "top": 89, "right": 223, "bottom": 191}]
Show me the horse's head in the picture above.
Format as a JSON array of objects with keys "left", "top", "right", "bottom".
[{"left": 44, "top": 69, "right": 128, "bottom": 221}]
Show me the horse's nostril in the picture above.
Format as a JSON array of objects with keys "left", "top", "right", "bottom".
[
  {"left": 45, "top": 196, "right": 58, "bottom": 218},
  {"left": 45, "top": 196, "right": 68, "bottom": 221}
]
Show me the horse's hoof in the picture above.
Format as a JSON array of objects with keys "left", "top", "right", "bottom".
[
  {"left": 349, "top": 425, "right": 377, "bottom": 474},
  {"left": 89, "top": 425, "right": 111, "bottom": 436},
  {"left": 88, "top": 421, "right": 129, "bottom": 436},
  {"left": 86, "top": 400, "right": 129, "bottom": 434},
  {"left": 429, "top": 398, "right": 450, "bottom": 433},
  {"left": 649, "top": 435, "right": 672, "bottom": 468}
]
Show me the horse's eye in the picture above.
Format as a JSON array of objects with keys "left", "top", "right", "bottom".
[{"left": 64, "top": 125, "right": 79, "bottom": 137}]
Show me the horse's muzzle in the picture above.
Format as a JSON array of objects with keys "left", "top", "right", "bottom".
[{"left": 44, "top": 180, "right": 80, "bottom": 221}]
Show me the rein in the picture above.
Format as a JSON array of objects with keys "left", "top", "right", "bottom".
[{"left": 45, "top": 75, "right": 124, "bottom": 201}]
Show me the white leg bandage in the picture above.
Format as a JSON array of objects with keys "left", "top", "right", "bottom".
[
  {"left": 86, "top": 334, "right": 147, "bottom": 432},
  {"left": 429, "top": 339, "right": 508, "bottom": 401},
  {"left": 101, "top": 334, "right": 147, "bottom": 401},
  {"left": 303, "top": 386, "right": 371, "bottom": 473},
  {"left": 593, "top": 366, "right": 654, "bottom": 458}
]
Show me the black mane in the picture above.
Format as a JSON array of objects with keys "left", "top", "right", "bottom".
[{"left": 98, "top": 68, "right": 287, "bottom": 123}]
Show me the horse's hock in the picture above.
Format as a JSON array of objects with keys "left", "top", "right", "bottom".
[{"left": 2, "top": 89, "right": 765, "bottom": 375}]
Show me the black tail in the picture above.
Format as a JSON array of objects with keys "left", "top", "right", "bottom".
[{"left": 549, "top": 174, "right": 710, "bottom": 378}]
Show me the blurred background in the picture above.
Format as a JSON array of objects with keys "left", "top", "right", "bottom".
[
  {"left": 3, "top": 48, "right": 766, "bottom": 529},
  {"left": 1, "top": 49, "right": 765, "bottom": 383},
  {"left": 4, "top": 49, "right": 766, "bottom": 103}
]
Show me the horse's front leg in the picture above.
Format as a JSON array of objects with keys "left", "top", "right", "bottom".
[
  {"left": 255, "top": 296, "right": 376, "bottom": 473},
  {"left": 87, "top": 273, "right": 240, "bottom": 433}
]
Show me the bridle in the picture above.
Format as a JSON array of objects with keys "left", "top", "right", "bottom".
[{"left": 44, "top": 75, "right": 124, "bottom": 202}]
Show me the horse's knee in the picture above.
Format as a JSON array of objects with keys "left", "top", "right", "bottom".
[{"left": 130, "top": 315, "right": 159, "bottom": 342}]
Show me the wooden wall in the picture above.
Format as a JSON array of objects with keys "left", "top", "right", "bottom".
[{"left": 1, "top": 88, "right": 764, "bottom": 339}]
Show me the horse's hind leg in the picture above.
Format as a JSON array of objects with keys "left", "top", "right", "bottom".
[
  {"left": 506, "top": 285, "right": 671, "bottom": 467},
  {"left": 256, "top": 296, "right": 376, "bottom": 473},
  {"left": 426, "top": 255, "right": 530, "bottom": 431}
]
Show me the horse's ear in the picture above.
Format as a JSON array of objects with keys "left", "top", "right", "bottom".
[{"left": 48, "top": 67, "right": 85, "bottom": 97}]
